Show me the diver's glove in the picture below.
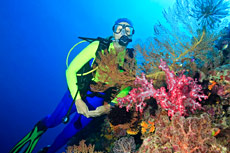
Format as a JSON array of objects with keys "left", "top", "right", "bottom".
[
  {"left": 75, "top": 99, "right": 91, "bottom": 118},
  {"left": 75, "top": 99, "right": 111, "bottom": 118},
  {"left": 93, "top": 104, "right": 111, "bottom": 116}
]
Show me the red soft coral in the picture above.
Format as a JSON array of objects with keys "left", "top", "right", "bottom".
[{"left": 118, "top": 59, "right": 208, "bottom": 117}]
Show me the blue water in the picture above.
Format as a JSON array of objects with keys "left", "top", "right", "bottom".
[{"left": 0, "top": 0, "right": 175, "bottom": 152}]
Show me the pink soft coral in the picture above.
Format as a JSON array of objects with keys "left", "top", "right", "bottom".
[{"left": 118, "top": 59, "right": 208, "bottom": 117}]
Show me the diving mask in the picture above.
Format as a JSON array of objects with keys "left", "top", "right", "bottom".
[{"left": 113, "top": 24, "right": 135, "bottom": 36}]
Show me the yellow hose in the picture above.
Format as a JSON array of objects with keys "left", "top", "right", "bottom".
[
  {"left": 76, "top": 67, "right": 98, "bottom": 76},
  {"left": 66, "top": 40, "right": 86, "bottom": 68},
  {"left": 66, "top": 40, "right": 99, "bottom": 76}
]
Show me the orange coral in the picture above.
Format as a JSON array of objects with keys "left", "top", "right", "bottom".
[
  {"left": 140, "top": 121, "right": 155, "bottom": 135},
  {"left": 212, "top": 128, "right": 221, "bottom": 137},
  {"left": 126, "top": 128, "right": 139, "bottom": 135},
  {"left": 208, "top": 80, "right": 217, "bottom": 90}
]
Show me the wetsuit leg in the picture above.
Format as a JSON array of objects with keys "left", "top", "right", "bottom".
[
  {"left": 10, "top": 90, "right": 75, "bottom": 153},
  {"left": 46, "top": 91, "right": 105, "bottom": 153},
  {"left": 41, "top": 90, "right": 76, "bottom": 128}
]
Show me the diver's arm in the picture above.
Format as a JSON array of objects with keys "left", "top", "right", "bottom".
[
  {"left": 86, "top": 87, "right": 132, "bottom": 117},
  {"left": 66, "top": 41, "right": 100, "bottom": 100},
  {"left": 66, "top": 41, "right": 100, "bottom": 118}
]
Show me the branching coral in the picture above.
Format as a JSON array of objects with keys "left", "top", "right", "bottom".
[
  {"left": 118, "top": 59, "right": 208, "bottom": 117},
  {"left": 138, "top": 112, "right": 227, "bottom": 152},
  {"left": 112, "top": 136, "right": 136, "bottom": 153},
  {"left": 90, "top": 48, "right": 136, "bottom": 93},
  {"left": 135, "top": 0, "right": 227, "bottom": 79},
  {"left": 136, "top": 23, "right": 218, "bottom": 79},
  {"left": 169, "top": 113, "right": 220, "bottom": 152},
  {"left": 66, "top": 140, "right": 102, "bottom": 153}
]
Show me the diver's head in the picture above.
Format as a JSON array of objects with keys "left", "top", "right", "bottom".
[{"left": 112, "top": 18, "right": 134, "bottom": 47}]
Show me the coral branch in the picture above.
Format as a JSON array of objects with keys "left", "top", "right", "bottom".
[{"left": 172, "top": 30, "right": 205, "bottom": 64}]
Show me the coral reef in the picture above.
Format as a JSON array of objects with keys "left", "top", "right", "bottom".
[
  {"left": 135, "top": 0, "right": 229, "bottom": 79},
  {"left": 66, "top": 1, "right": 230, "bottom": 152}
]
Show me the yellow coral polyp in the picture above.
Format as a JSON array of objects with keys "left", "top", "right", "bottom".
[
  {"left": 104, "top": 134, "right": 113, "bottom": 140},
  {"left": 208, "top": 80, "right": 217, "bottom": 90},
  {"left": 148, "top": 121, "right": 154, "bottom": 125},
  {"left": 127, "top": 128, "right": 139, "bottom": 135},
  {"left": 141, "top": 127, "right": 147, "bottom": 134},
  {"left": 109, "top": 123, "right": 118, "bottom": 132},
  {"left": 141, "top": 121, "right": 148, "bottom": 128},
  {"left": 149, "top": 125, "right": 155, "bottom": 133}
]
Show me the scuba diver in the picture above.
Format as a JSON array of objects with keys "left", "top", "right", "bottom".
[{"left": 10, "top": 18, "right": 135, "bottom": 153}]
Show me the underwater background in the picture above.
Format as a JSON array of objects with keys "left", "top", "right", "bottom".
[{"left": 0, "top": 0, "right": 177, "bottom": 152}]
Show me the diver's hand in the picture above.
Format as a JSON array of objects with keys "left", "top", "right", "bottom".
[
  {"left": 75, "top": 99, "right": 111, "bottom": 118},
  {"left": 75, "top": 99, "right": 91, "bottom": 118},
  {"left": 95, "top": 104, "right": 111, "bottom": 115},
  {"left": 86, "top": 104, "right": 111, "bottom": 117}
]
